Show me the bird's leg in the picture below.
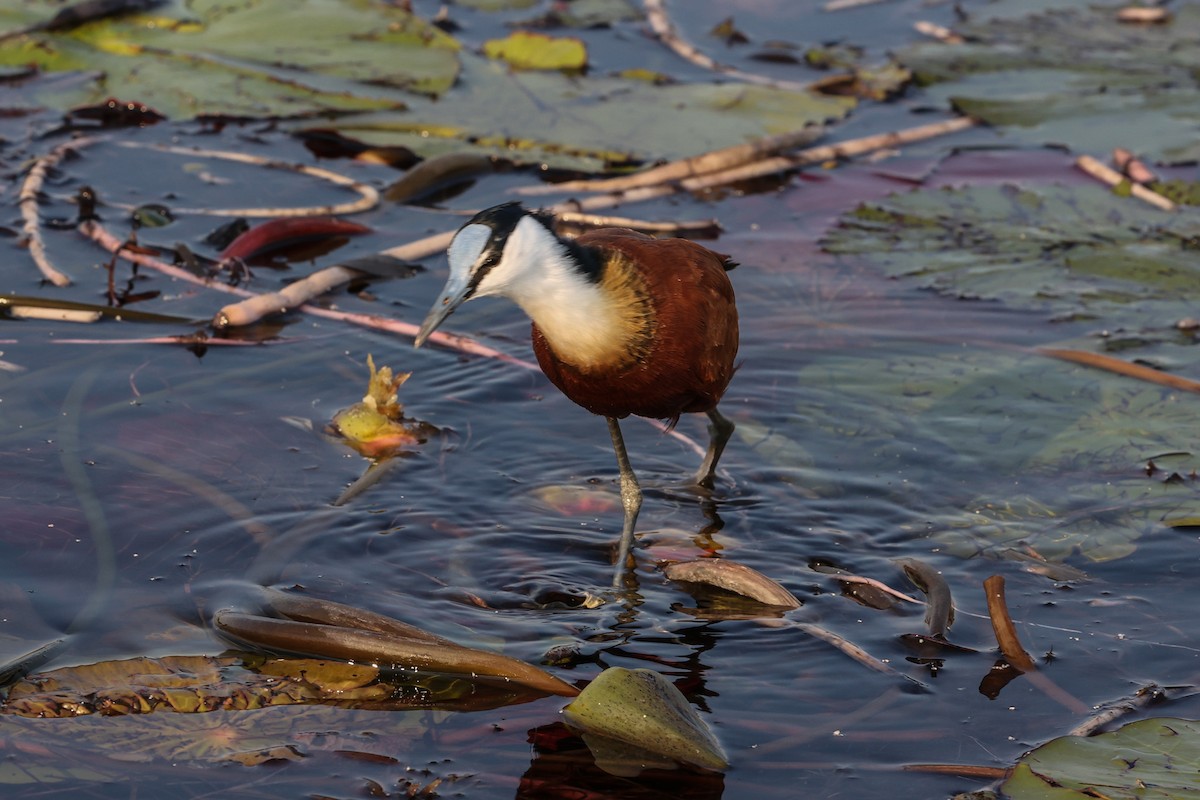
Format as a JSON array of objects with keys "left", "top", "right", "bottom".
[
  {"left": 694, "top": 407, "right": 735, "bottom": 489},
  {"left": 606, "top": 416, "right": 642, "bottom": 588}
]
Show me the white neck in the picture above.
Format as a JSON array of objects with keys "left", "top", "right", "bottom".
[{"left": 478, "top": 217, "right": 630, "bottom": 367}]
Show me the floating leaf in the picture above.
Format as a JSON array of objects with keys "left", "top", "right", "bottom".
[
  {"left": 1001, "top": 717, "right": 1200, "bottom": 799},
  {"left": 563, "top": 667, "right": 728, "bottom": 775},
  {"left": 482, "top": 31, "right": 587, "bottom": 71},
  {"left": 791, "top": 336, "right": 1200, "bottom": 564},
  {"left": 664, "top": 559, "right": 801, "bottom": 608},
  {"left": 0, "top": 0, "right": 461, "bottom": 118},
  {"left": 322, "top": 54, "right": 854, "bottom": 171},
  {"left": 900, "top": 4, "right": 1200, "bottom": 160},
  {"left": 0, "top": 654, "right": 491, "bottom": 717},
  {"left": 214, "top": 597, "right": 580, "bottom": 698},
  {"left": 219, "top": 217, "right": 371, "bottom": 261}
]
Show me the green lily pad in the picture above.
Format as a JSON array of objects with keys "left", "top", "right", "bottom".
[
  {"left": 328, "top": 53, "right": 855, "bottom": 170},
  {"left": 1001, "top": 717, "right": 1200, "bottom": 799},
  {"left": 823, "top": 183, "right": 1200, "bottom": 323},
  {"left": 790, "top": 336, "right": 1200, "bottom": 564},
  {"left": 483, "top": 31, "right": 587, "bottom": 71},
  {"left": 0, "top": 0, "right": 461, "bottom": 118},
  {"left": 900, "top": 4, "right": 1200, "bottom": 161}
]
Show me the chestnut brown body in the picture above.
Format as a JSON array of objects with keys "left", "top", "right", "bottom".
[{"left": 530, "top": 229, "right": 738, "bottom": 424}]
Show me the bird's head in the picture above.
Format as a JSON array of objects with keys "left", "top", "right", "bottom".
[{"left": 414, "top": 202, "right": 561, "bottom": 348}]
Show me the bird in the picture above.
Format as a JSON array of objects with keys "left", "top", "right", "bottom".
[{"left": 414, "top": 202, "right": 739, "bottom": 584}]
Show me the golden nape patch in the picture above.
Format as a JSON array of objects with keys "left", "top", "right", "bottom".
[{"left": 591, "top": 252, "right": 656, "bottom": 367}]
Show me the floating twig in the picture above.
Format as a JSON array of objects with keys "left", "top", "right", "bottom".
[
  {"left": 556, "top": 211, "right": 721, "bottom": 234},
  {"left": 516, "top": 126, "right": 824, "bottom": 196},
  {"left": 913, "top": 20, "right": 965, "bottom": 44},
  {"left": 1040, "top": 347, "right": 1200, "bottom": 395},
  {"left": 541, "top": 117, "right": 976, "bottom": 216},
  {"left": 1112, "top": 147, "right": 1157, "bottom": 184},
  {"left": 19, "top": 137, "right": 96, "bottom": 287},
  {"left": 902, "top": 764, "right": 1009, "bottom": 779},
  {"left": 79, "top": 218, "right": 534, "bottom": 365},
  {"left": 833, "top": 574, "right": 923, "bottom": 605},
  {"left": 643, "top": 0, "right": 814, "bottom": 92},
  {"left": 793, "top": 621, "right": 913, "bottom": 680},
  {"left": 213, "top": 230, "right": 456, "bottom": 329},
  {"left": 113, "top": 141, "right": 380, "bottom": 217},
  {"left": 1075, "top": 155, "right": 1175, "bottom": 211},
  {"left": 1067, "top": 684, "right": 1164, "bottom": 737},
  {"left": 8, "top": 306, "right": 101, "bottom": 323},
  {"left": 1117, "top": 6, "right": 1171, "bottom": 24},
  {"left": 214, "top": 266, "right": 365, "bottom": 328},
  {"left": 825, "top": 0, "right": 890, "bottom": 10}
]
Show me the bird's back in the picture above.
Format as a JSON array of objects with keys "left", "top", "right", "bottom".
[{"left": 531, "top": 229, "right": 739, "bottom": 423}]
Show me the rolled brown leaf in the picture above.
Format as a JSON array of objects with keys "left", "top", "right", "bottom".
[
  {"left": 214, "top": 610, "right": 579, "bottom": 698},
  {"left": 982, "top": 575, "right": 1037, "bottom": 672},
  {"left": 664, "top": 559, "right": 801, "bottom": 608}
]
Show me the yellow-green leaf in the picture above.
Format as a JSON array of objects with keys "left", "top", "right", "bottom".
[{"left": 482, "top": 31, "right": 587, "bottom": 71}]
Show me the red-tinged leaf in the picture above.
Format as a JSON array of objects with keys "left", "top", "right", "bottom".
[{"left": 219, "top": 217, "right": 371, "bottom": 261}]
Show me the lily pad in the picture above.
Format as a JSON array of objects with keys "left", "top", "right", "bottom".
[
  {"left": 0, "top": 0, "right": 461, "bottom": 119},
  {"left": 327, "top": 53, "right": 855, "bottom": 170},
  {"left": 1001, "top": 717, "right": 1200, "bottom": 799},
  {"left": 900, "top": 4, "right": 1200, "bottom": 161},
  {"left": 790, "top": 337, "right": 1200, "bottom": 564},
  {"left": 823, "top": 183, "right": 1200, "bottom": 324},
  {"left": 482, "top": 31, "right": 587, "bottom": 71}
]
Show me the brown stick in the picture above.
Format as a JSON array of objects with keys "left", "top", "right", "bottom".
[
  {"left": 983, "top": 575, "right": 1037, "bottom": 671},
  {"left": 903, "top": 764, "right": 1009, "bottom": 779},
  {"left": 1075, "top": 155, "right": 1175, "bottom": 211},
  {"left": 984, "top": 575, "right": 1089, "bottom": 714},
  {"left": 1040, "top": 347, "right": 1200, "bottom": 395}
]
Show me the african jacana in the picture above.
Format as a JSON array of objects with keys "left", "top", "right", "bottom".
[{"left": 414, "top": 202, "right": 738, "bottom": 584}]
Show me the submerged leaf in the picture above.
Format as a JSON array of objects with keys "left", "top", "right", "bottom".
[{"left": 563, "top": 667, "right": 728, "bottom": 774}]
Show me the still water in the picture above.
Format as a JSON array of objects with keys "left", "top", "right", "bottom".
[{"left": 3, "top": 1, "right": 1200, "bottom": 798}]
